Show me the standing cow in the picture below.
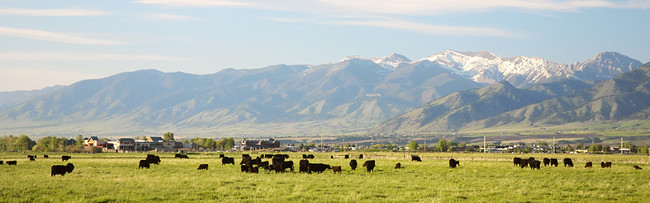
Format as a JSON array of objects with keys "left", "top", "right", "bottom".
[
  {"left": 197, "top": 164, "right": 208, "bottom": 170},
  {"left": 529, "top": 160, "right": 541, "bottom": 170},
  {"left": 513, "top": 157, "right": 522, "bottom": 166},
  {"left": 349, "top": 159, "right": 358, "bottom": 170},
  {"left": 7, "top": 161, "right": 17, "bottom": 165},
  {"left": 332, "top": 166, "right": 342, "bottom": 174},
  {"left": 395, "top": 163, "right": 401, "bottom": 169},
  {"left": 411, "top": 155, "right": 422, "bottom": 162},
  {"left": 563, "top": 158, "right": 573, "bottom": 167},
  {"left": 449, "top": 159, "right": 460, "bottom": 168},
  {"left": 61, "top": 155, "right": 71, "bottom": 161},
  {"left": 543, "top": 158, "right": 550, "bottom": 167},
  {"left": 299, "top": 159, "right": 310, "bottom": 173},
  {"left": 362, "top": 160, "right": 375, "bottom": 173},
  {"left": 51, "top": 163, "right": 74, "bottom": 176},
  {"left": 222, "top": 157, "right": 235, "bottom": 165},
  {"left": 585, "top": 162, "right": 592, "bottom": 168},
  {"left": 601, "top": 162, "right": 612, "bottom": 168},
  {"left": 550, "top": 158, "right": 559, "bottom": 167},
  {"left": 139, "top": 160, "right": 150, "bottom": 169}
]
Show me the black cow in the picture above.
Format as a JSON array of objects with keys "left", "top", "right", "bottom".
[
  {"left": 198, "top": 164, "right": 208, "bottom": 170},
  {"left": 7, "top": 160, "right": 17, "bottom": 165},
  {"left": 563, "top": 158, "right": 573, "bottom": 167},
  {"left": 43, "top": 155, "right": 49, "bottom": 158},
  {"left": 259, "top": 161, "right": 270, "bottom": 170},
  {"left": 350, "top": 159, "right": 358, "bottom": 170},
  {"left": 302, "top": 154, "right": 308, "bottom": 159},
  {"left": 219, "top": 154, "right": 225, "bottom": 158},
  {"left": 242, "top": 154, "right": 251, "bottom": 159},
  {"left": 520, "top": 159, "right": 528, "bottom": 168},
  {"left": 241, "top": 165, "right": 249, "bottom": 172},
  {"left": 175, "top": 154, "right": 189, "bottom": 159},
  {"left": 307, "top": 154, "right": 315, "bottom": 159},
  {"left": 513, "top": 157, "right": 522, "bottom": 166},
  {"left": 362, "top": 160, "right": 375, "bottom": 172},
  {"left": 411, "top": 155, "right": 422, "bottom": 162},
  {"left": 240, "top": 156, "right": 252, "bottom": 166},
  {"left": 344, "top": 154, "right": 349, "bottom": 159},
  {"left": 274, "top": 161, "right": 294, "bottom": 173},
  {"left": 51, "top": 163, "right": 74, "bottom": 176},
  {"left": 530, "top": 160, "right": 541, "bottom": 170},
  {"left": 543, "top": 158, "right": 550, "bottom": 167},
  {"left": 331, "top": 156, "right": 334, "bottom": 159},
  {"left": 139, "top": 160, "right": 150, "bottom": 169},
  {"left": 601, "top": 162, "right": 612, "bottom": 168},
  {"left": 308, "top": 163, "right": 331, "bottom": 174},
  {"left": 449, "top": 159, "right": 460, "bottom": 168},
  {"left": 61, "top": 155, "right": 71, "bottom": 161},
  {"left": 249, "top": 166, "right": 259, "bottom": 173},
  {"left": 633, "top": 165, "right": 642, "bottom": 170},
  {"left": 395, "top": 163, "right": 401, "bottom": 169},
  {"left": 274, "top": 154, "right": 289, "bottom": 159},
  {"left": 550, "top": 158, "right": 559, "bottom": 167},
  {"left": 0, "top": 161, "right": 3, "bottom": 165},
  {"left": 299, "top": 159, "right": 310, "bottom": 173},
  {"left": 585, "top": 162, "right": 592, "bottom": 168},
  {"left": 222, "top": 157, "right": 235, "bottom": 165},
  {"left": 359, "top": 154, "right": 364, "bottom": 159},
  {"left": 29, "top": 156, "right": 35, "bottom": 161},
  {"left": 146, "top": 155, "right": 160, "bottom": 164}
]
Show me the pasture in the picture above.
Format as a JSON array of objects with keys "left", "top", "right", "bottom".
[{"left": 1, "top": 152, "right": 649, "bottom": 202}]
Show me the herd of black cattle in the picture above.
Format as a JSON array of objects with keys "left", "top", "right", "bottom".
[{"left": 1, "top": 154, "right": 643, "bottom": 177}]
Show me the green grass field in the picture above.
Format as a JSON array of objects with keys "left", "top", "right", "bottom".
[{"left": 1, "top": 152, "right": 649, "bottom": 202}]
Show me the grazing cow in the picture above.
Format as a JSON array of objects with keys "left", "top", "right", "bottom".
[
  {"left": 331, "top": 156, "right": 334, "bottom": 159},
  {"left": 601, "top": 162, "right": 612, "bottom": 168},
  {"left": 344, "top": 155, "right": 349, "bottom": 159},
  {"left": 198, "top": 164, "right": 208, "bottom": 170},
  {"left": 513, "top": 157, "right": 522, "bottom": 166},
  {"left": 302, "top": 154, "right": 308, "bottom": 159},
  {"left": 28, "top": 155, "right": 36, "bottom": 160},
  {"left": 0, "top": 161, "right": 3, "bottom": 165},
  {"left": 550, "top": 158, "right": 559, "bottom": 167},
  {"left": 520, "top": 159, "right": 528, "bottom": 168},
  {"left": 633, "top": 165, "right": 642, "bottom": 170},
  {"left": 529, "top": 160, "right": 541, "bottom": 170},
  {"left": 449, "top": 159, "right": 460, "bottom": 168},
  {"left": 349, "top": 159, "right": 358, "bottom": 171},
  {"left": 264, "top": 154, "right": 274, "bottom": 159},
  {"left": 543, "top": 158, "right": 550, "bottom": 167},
  {"left": 29, "top": 156, "right": 35, "bottom": 161},
  {"left": 259, "top": 161, "right": 270, "bottom": 170},
  {"left": 139, "top": 160, "right": 150, "bottom": 169},
  {"left": 222, "top": 157, "right": 235, "bottom": 165},
  {"left": 332, "top": 166, "right": 342, "bottom": 174},
  {"left": 308, "top": 163, "right": 331, "bottom": 174},
  {"left": 252, "top": 156, "right": 262, "bottom": 166},
  {"left": 362, "top": 160, "right": 375, "bottom": 173},
  {"left": 240, "top": 156, "right": 252, "bottom": 166},
  {"left": 299, "top": 159, "right": 310, "bottom": 173},
  {"left": 51, "top": 163, "right": 74, "bottom": 176},
  {"left": 175, "top": 154, "right": 189, "bottom": 159},
  {"left": 563, "top": 158, "right": 573, "bottom": 167},
  {"left": 395, "top": 163, "right": 401, "bottom": 169},
  {"left": 146, "top": 155, "right": 160, "bottom": 165},
  {"left": 242, "top": 154, "right": 251, "bottom": 159},
  {"left": 241, "top": 165, "right": 249, "bottom": 172},
  {"left": 274, "top": 161, "right": 294, "bottom": 173},
  {"left": 62, "top": 155, "right": 71, "bottom": 161},
  {"left": 219, "top": 154, "right": 225, "bottom": 158},
  {"left": 585, "top": 162, "right": 593, "bottom": 168},
  {"left": 411, "top": 155, "right": 422, "bottom": 162},
  {"left": 44, "top": 155, "right": 49, "bottom": 159},
  {"left": 307, "top": 154, "right": 315, "bottom": 159},
  {"left": 249, "top": 166, "right": 259, "bottom": 173},
  {"left": 7, "top": 161, "right": 17, "bottom": 165},
  {"left": 359, "top": 154, "right": 363, "bottom": 159}
]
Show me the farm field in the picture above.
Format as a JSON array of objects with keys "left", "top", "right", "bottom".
[{"left": 1, "top": 152, "right": 649, "bottom": 202}]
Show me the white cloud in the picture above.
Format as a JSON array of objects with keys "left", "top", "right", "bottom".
[
  {"left": 0, "top": 52, "right": 187, "bottom": 62},
  {"left": 133, "top": 0, "right": 253, "bottom": 7},
  {"left": 0, "top": 7, "right": 111, "bottom": 16},
  {"left": 0, "top": 68, "right": 101, "bottom": 91},
  {"left": 145, "top": 13, "right": 198, "bottom": 21},
  {"left": 329, "top": 19, "right": 519, "bottom": 38},
  {"left": 0, "top": 26, "right": 124, "bottom": 45}
]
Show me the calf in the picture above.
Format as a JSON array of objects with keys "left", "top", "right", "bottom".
[
  {"left": 7, "top": 160, "right": 17, "bottom": 165},
  {"left": 349, "top": 159, "right": 358, "bottom": 170},
  {"left": 222, "top": 157, "right": 235, "bottom": 165},
  {"left": 633, "top": 165, "right": 642, "bottom": 170},
  {"left": 395, "top": 163, "right": 401, "bottom": 169},
  {"left": 411, "top": 155, "right": 422, "bottom": 162},
  {"left": 585, "top": 162, "right": 592, "bottom": 168},
  {"left": 362, "top": 160, "right": 375, "bottom": 173},
  {"left": 139, "top": 160, "right": 150, "bottom": 169},
  {"left": 332, "top": 166, "right": 342, "bottom": 174},
  {"left": 550, "top": 158, "right": 559, "bottom": 167},
  {"left": 197, "top": 164, "right": 208, "bottom": 170},
  {"left": 62, "top": 155, "right": 71, "bottom": 161},
  {"left": 449, "top": 159, "right": 460, "bottom": 168},
  {"left": 563, "top": 158, "right": 573, "bottom": 167},
  {"left": 543, "top": 158, "right": 550, "bottom": 167}
]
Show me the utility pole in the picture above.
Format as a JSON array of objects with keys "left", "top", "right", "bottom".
[
  {"left": 424, "top": 135, "right": 427, "bottom": 152},
  {"left": 553, "top": 137, "right": 556, "bottom": 154},
  {"left": 484, "top": 136, "right": 487, "bottom": 153},
  {"left": 621, "top": 137, "right": 624, "bottom": 155}
]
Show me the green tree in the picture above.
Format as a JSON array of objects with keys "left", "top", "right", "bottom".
[
  {"left": 637, "top": 145, "right": 649, "bottom": 154},
  {"left": 407, "top": 141, "right": 419, "bottom": 151},
  {"left": 14, "top": 134, "right": 35, "bottom": 152},
  {"left": 76, "top": 134, "right": 84, "bottom": 146},
  {"left": 163, "top": 132, "right": 175, "bottom": 141},
  {"left": 588, "top": 144, "right": 603, "bottom": 153},
  {"left": 577, "top": 142, "right": 584, "bottom": 150},
  {"left": 436, "top": 139, "right": 449, "bottom": 152}
]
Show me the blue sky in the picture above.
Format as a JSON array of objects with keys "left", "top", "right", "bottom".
[{"left": 1, "top": 0, "right": 648, "bottom": 91}]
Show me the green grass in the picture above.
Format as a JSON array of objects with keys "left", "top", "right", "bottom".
[{"left": 1, "top": 152, "right": 649, "bottom": 202}]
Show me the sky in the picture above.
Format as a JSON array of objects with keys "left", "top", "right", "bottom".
[{"left": 0, "top": 0, "right": 649, "bottom": 91}]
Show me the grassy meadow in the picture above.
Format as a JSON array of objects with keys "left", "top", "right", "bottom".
[{"left": 1, "top": 152, "right": 649, "bottom": 202}]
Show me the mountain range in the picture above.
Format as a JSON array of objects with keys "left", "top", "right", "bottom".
[
  {"left": 370, "top": 62, "right": 650, "bottom": 134},
  {"left": 0, "top": 51, "right": 643, "bottom": 137}
]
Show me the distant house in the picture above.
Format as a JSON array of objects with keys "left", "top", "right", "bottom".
[
  {"left": 85, "top": 136, "right": 107, "bottom": 147},
  {"left": 148, "top": 137, "right": 163, "bottom": 143},
  {"left": 241, "top": 138, "right": 280, "bottom": 150},
  {"left": 116, "top": 138, "right": 135, "bottom": 151}
]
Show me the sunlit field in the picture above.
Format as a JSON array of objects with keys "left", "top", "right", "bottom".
[{"left": 1, "top": 152, "right": 649, "bottom": 202}]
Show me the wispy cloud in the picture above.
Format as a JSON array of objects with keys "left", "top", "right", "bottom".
[
  {"left": 329, "top": 19, "right": 519, "bottom": 38},
  {"left": 145, "top": 13, "right": 198, "bottom": 21},
  {"left": 0, "top": 26, "right": 124, "bottom": 45},
  {"left": 133, "top": 0, "right": 253, "bottom": 7},
  {"left": 0, "top": 52, "right": 186, "bottom": 62},
  {"left": 0, "top": 7, "right": 111, "bottom": 16}
]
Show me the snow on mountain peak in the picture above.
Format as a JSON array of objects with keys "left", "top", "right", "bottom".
[{"left": 371, "top": 53, "right": 411, "bottom": 70}]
